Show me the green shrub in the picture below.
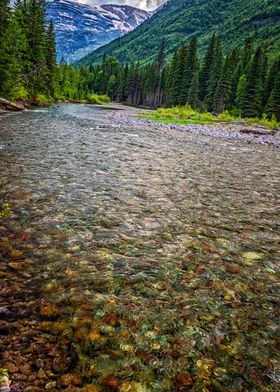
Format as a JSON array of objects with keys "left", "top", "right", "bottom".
[
  {"left": 87, "top": 94, "right": 110, "bottom": 104},
  {"left": 35, "top": 94, "right": 54, "bottom": 105},
  {"left": 143, "top": 105, "right": 280, "bottom": 129},
  {"left": 8, "top": 85, "right": 29, "bottom": 102}
]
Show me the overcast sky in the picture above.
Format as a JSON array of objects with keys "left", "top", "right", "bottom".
[{"left": 76, "top": 0, "right": 166, "bottom": 11}]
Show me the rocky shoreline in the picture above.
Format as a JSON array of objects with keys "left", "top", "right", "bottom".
[{"left": 111, "top": 107, "right": 280, "bottom": 148}]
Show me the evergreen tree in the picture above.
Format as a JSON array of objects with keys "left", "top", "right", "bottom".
[
  {"left": 213, "top": 55, "right": 233, "bottom": 113},
  {"left": 236, "top": 74, "right": 247, "bottom": 110},
  {"left": 157, "top": 38, "right": 165, "bottom": 70},
  {"left": 205, "top": 35, "right": 223, "bottom": 111},
  {"left": 0, "top": 16, "right": 28, "bottom": 99},
  {"left": 165, "top": 55, "right": 177, "bottom": 106},
  {"left": 172, "top": 44, "right": 188, "bottom": 105},
  {"left": 188, "top": 71, "right": 200, "bottom": 109},
  {"left": 265, "top": 72, "right": 280, "bottom": 121},
  {"left": 241, "top": 46, "right": 264, "bottom": 118},
  {"left": 263, "top": 57, "right": 280, "bottom": 107},
  {"left": 200, "top": 33, "right": 217, "bottom": 101},
  {"left": 46, "top": 20, "right": 57, "bottom": 97},
  {"left": 0, "top": 0, "right": 11, "bottom": 37},
  {"left": 240, "top": 37, "right": 254, "bottom": 74},
  {"left": 182, "top": 36, "right": 198, "bottom": 104},
  {"left": 26, "top": 0, "right": 48, "bottom": 97}
]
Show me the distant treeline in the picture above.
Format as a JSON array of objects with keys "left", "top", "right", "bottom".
[{"left": 87, "top": 36, "right": 280, "bottom": 120}]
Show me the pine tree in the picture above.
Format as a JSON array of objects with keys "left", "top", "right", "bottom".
[
  {"left": 165, "top": 55, "right": 177, "bottom": 106},
  {"left": 240, "top": 37, "right": 254, "bottom": 74},
  {"left": 205, "top": 35, "right": 223, "bottom": 111},
  {"left": 172, "top": 44, "right": 188, "bottom": 105},
  {"left": 236, "top": 74, "right": 247, "bottom": 110},
  {"left": 0, "top": 17, "right": 27, "bottom": 99},
  {"left": 263, "top": 57, "right": 280, "bottom": 107},
  {"left": 213, "top": 55, "right": 233, "bottom": 113},
  {"left": 227, "top": 47, "right": 241, "bottom": 107},
  {"left": 182, "top": 36, "right": 198, "bottom": 104},
  {"left": 26, "top": 0, "right": 48, "bottom": 97},
  {"left": 0, "top": 0, "right": 11, "bottom": 37},
  {"left": 157, "top": 38, "right": 165, "bottom": 70},
  {"left": 241, "top": 46, "right": 264, "bottom": 118},
  {"left": 187, "top": 71, "right": 200, "bottom": 109},
  {"left": 200, "top": 33, "right": 217, "bottom": 101},
  {"left": 265, "top": 72, "right": 280, "bottom": 121},
  {"left": 46, "top": 20, "right": 57, "bottom": 97}
]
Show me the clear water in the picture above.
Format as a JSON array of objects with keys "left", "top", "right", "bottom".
[{"left": 0, "top": 104, "right": 279, "bottom": 391}]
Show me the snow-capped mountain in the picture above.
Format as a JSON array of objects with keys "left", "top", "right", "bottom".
[{"left": 46, "top": 0, "right": 151, "bottom": 62}]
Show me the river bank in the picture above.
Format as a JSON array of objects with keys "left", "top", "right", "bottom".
[
  {"left": 2, "top": 101, "right": 279, "bottom": 148},
  {"left": 110, "top": 105, "right": 280, "bottom": 147}
]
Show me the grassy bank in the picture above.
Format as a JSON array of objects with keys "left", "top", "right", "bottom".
[
  {"left": 35, "top": 93, "right": 110, "bottom": 106},
  {"left": 141, "top": 105, "right": 280, "bottom": 130}
]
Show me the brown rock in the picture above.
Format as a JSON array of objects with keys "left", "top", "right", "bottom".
[
  {"left": 37, "top": 368, "right": 47, "bottom": 379},
  {"left": 5, "top": 362, "right": 18, "bottom": 373},
  {"left": 226, "top": 264, "right": 241, "bottom": 274},
  {"left": 8, "top": 262, "right": 24, "bottom": 271},
  {"left": 11, "top": 250, "right": 24, "bottom": 259},
  {"left": 40, "top": 304, "right": 60, "bottom": 319},
  {"left": 52, "top": 357, "right": 68, "bottom": 372},
  {"left": 61, "top": 374, "right": 82, "bottom": 386},
  {"left": 82, "top": 385, "right": 100, "bottom": 392},
  {"left": 2, "top": 351, "right": 10, "bottom": 359},
  {"left": 28, "top": 373, "right": 37, "bottom": 382},
  {"left": 103, "top": 376, "right": 119, "bottom": 389},
  {"left": 35, "top": 359, "right": 44, "bottom": 369},
  {"left": 240, "top": 128, "right": 276, "bottom": 135},
  {"left": 63, "top": 387, "right": 81, "bottom": 392},
  {"left": 20, "top": 364, "right": 32, "bottom": 376},
  {"left": 175, "top": 372, "right": 193, "bottom": 387},
  {"left": 14, "top": 373, "right": 28, "bottom": 381}
]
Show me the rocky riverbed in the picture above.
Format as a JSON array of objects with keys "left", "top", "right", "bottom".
[
  {"left": 110, "top": 106, "right": 280, "bottom": 147},
  {"left": 0, "top": 104, "right": 279, "bottom": 392}
]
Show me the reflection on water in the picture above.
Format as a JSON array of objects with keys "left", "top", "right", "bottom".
[{"left": 0, "top": 104, "right": 279, "bottom": 391}]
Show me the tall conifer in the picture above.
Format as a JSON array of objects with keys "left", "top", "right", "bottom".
[{"left": 241, "top": 46, "right": 264, "bottom": 118}]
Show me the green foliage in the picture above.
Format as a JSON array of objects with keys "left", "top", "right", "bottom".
[
  {"left": 241, "top": 46, "right": 265, "bottom": 118},
  {"left": 85, "top": 35, "right": 279, "bottom": 122},
  {"left": 76, "top": 0, "right": 280, "bottom": 66},
  {"left": 35, "top": 94, "right": 54, "bottom": 104},
  {"left": 9, "top": 85, "right": 29, "bottom": 101},
  {"left": 143, "top": 105, "right": 280, "bottom": 129},
  {"left": 265, "top": 72, "right": 280, "bottom": 121},
  {"left": 0, "top": 0, "right": 56, "bottom": 101},
  {"left": 87, "top": 94, "right": 110, "bottom": 104},
  {"left": 0, "top": 202, "right": 12, "bottom": 220}
]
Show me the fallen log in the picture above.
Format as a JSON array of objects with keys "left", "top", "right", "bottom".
[
  {"left": 240, "top": 128, "right": 276, "bottom": 136},
  {"left": 0, "top": 98, "right": 25, "bottom": 111}
]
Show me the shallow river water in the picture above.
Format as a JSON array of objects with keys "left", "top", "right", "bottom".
[{"left": 0, "top": 104, "right": 279, "bottom": 391}]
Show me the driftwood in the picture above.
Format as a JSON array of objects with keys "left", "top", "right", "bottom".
[
  {"left": 0, "top": 98, "right": 25, "bottom": 111},
  {"left": 240, "top": 128, "right": 276, "bottom": 136}
]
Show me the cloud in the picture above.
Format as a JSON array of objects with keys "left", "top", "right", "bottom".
[{"left": 76, "top": 0, "right": 166, "bottom": 11}]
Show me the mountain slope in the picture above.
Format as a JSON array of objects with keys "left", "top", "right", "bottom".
[
  {"left": 46, "top": 0, "right": 150, "bottom": 62},
  {"left": 76, "top": 0, "right": 280, "bottom": 66}
]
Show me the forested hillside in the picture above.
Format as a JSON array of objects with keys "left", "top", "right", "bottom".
[
  {"left": 77, "top": 0, "right": 280, "bottom": 66},
  {"left": 86, "top": 36, "right": 280, "bottom": 121}
]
